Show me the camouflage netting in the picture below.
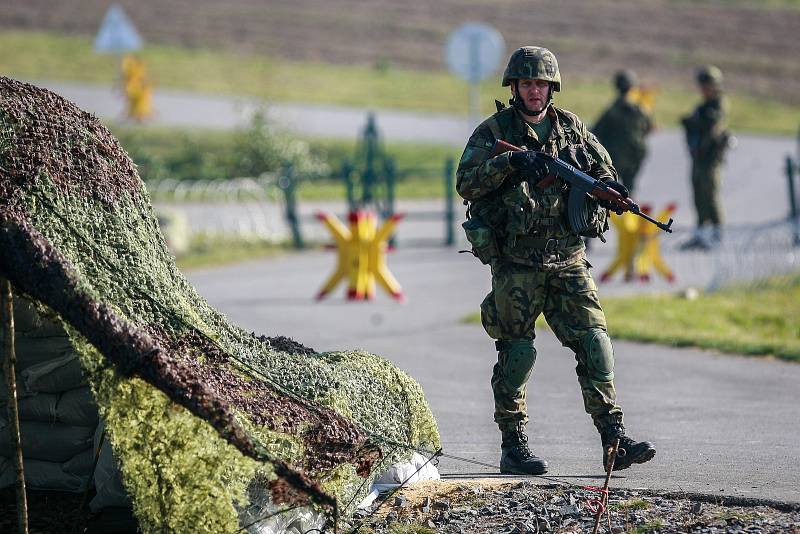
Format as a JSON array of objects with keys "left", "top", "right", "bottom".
[{"left": 0, "top": 76, "right": 440, "bottom": 532}]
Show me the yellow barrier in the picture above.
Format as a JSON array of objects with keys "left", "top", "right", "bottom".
[
  {"left": 635, "top": 203, "right": 676, "bottom": 283},
  {"left": 316, "top": 209, "right": 404, "bottom": 301},
  {"left": 121, "top": 54, "right": 153, "bottom": 121},
  {"left": 627, "top": 85, "right": 659, "bottom": 113},
  {"left": 601, "top": 203, "right": 675, "bottom": 283}
]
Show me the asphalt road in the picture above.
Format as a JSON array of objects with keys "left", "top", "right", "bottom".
[{"left": 187, "top": 246, "right": 800, "bottom": 505}]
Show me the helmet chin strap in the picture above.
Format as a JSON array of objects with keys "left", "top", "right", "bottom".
[{"left": 511, "top": 80, "right": 552, "bottom": 116}]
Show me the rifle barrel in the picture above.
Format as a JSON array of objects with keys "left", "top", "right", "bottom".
[{"left": 636, "top": 211, "right": 674, "bottom": 233}]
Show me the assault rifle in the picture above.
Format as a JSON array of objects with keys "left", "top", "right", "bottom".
[{"left": 492, "top": 139, "right": 673, "bottom": 234}]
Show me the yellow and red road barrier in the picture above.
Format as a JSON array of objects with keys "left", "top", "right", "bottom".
[
  {"left": 316, "top": 209, "right": 405, "bottom": 301},
  {"left": 601, "top": 203, "right": 676, "bottom": 283}
]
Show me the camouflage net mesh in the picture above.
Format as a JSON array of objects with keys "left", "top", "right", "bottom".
[{"left": 0, "top": 77, "right": 440, "bottom": 532}]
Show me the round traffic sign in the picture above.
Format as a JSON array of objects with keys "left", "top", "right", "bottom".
[{"left": 444, "top": 23, "right": 506, "bottom": 83}]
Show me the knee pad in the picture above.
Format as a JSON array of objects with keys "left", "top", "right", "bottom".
[
  {"left": 580, "top": 329, "right": 615, "bottom": 382},
  {"left": 499, "top": 338, "right": 537, "bottom": 391}
]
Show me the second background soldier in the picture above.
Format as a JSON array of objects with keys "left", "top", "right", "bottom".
[{"left": 592, "top": 69, "right": 653, "bottom": 196}]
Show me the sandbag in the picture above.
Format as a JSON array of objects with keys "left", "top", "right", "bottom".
[
  {"left": 90, "top": 424, "right": 131, "bottom": 512},
  {"left": 0, "top": 421, "right": 94, "bottom": 462},
  {"left": 0, "top": 449, "right": 92, "bottom": 492},
  {"left": 56, "top": 387, "right": 99, "bottom": 427},
  {"left": 4, "top": 392, "right": 59, "bottom": 423},
  {"left": 0, "top": 387, "right": 98, "bottom": 427},
  {"left": 0, "top": 338, "right": 79, "bottom": 403},
  {"left": 21, "top": 353, "right": 87, "bottom": 393},
  {"left": 13, "top": 335, "right": 75, "bottom": 371},
  {"left": 64, "top": 446, "right": 96, "bottom": 476},
  {"left": 13, "top": 295, "right": 68, "bottom": 338},
  {"left": 0, "top": 372, "right": 36, "bottom": 403}
]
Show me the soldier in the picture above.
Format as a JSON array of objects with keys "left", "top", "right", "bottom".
[
  {"left": 592, "top": 70, "right": 653, "bottom": 196},
  {"left": 680, "top": 65, "right": 731, "bottom": 250},
  {"left": 457, "top": 46, "right": 656, "bottom": 475}
]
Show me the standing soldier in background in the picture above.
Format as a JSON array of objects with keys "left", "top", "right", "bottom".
[
  {"left": 456, "top": 46, "right": 656, "bottom": 476},
  {"left": 592, "top": 70, "right": 653, "bottom": 196},
  {"left": 680, "top": 65, "right": 731, "bottom": 250}
]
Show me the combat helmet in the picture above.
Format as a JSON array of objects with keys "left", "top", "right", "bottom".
[
  {"left": 696, "top": 65, "right": 723, "bottom": 87},
  {"left": 613, "top": 69, "right": 638, "bottom": 93},
  {"left": 502, "top": 46, "right": 561, "bottom": 91}
]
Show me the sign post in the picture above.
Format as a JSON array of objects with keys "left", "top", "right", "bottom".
[
  {"left": 94, "top": 4, "right": 152, "bottom": 121},
  {"left": 444, "top": 23, "right": 505, "bottom": 126}
]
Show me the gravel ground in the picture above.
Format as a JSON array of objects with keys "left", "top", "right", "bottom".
[
  {"left": 349, "top": 479, "right": 800, "bottom": 534},
  {"left": 3, "top": 480, "right": 799, "bottom": 533}
]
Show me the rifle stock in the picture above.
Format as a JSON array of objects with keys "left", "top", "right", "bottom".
[{"left": 491, "top": 139, "right": 673, "bottom": 233}]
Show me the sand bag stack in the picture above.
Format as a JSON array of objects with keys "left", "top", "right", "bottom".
[{"left": 0, "top": 296, "right": 98, "bottom": 492}]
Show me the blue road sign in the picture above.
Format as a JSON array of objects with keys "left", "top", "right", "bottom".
[{"left": 94, "top": 4, "right": 143, "bottom": 54}]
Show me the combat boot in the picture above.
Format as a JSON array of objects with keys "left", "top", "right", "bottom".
[
  {"left": 601, "top": 423, "right": 656, "bottom": 471},
  {"left": 500, "top": 423, "right": 548, "bottom": 475}
]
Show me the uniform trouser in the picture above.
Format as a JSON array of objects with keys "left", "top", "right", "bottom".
[
  {"left": 691, "top": 160, "right": 723, "bottom": 227},
  {"left": 480, "top": 258, "right": 623, "bottom": 432}
]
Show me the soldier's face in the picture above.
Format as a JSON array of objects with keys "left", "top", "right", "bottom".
[
  {"left": 514, "top": 79, "right": 550, "bottom": 111},
  {"left": 699, "top": 83, "right": 717, "bottom": 99}
]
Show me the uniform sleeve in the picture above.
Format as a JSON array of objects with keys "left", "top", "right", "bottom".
[
  {"left": 696, "top": 101, "right": 724, "bottom": 134},
  {"left": 455, "top": 124, "right": 514, "bottom": 201},
  {"left": 683, "top": 98, "right": 728, "bottom": 156}
]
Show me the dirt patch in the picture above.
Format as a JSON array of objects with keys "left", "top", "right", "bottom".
[{"left": 2, "top": 0, "right": 800, "bottom": 104}]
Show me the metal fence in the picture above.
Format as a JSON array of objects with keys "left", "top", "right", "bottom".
[
  {"left": 149, "top": 175, "right": 288, "bottom": 242},
  {"left": 592, "top": 219, "right": 800, "bottom": 294},
  {"left": 702, "top": 219, "right": 800, "bottom": 291},
  {"left": 147, "top": 176, "right": 799, "bottom": 291}
]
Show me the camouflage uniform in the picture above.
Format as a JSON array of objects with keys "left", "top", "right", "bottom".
[
  {"left": 592, "top": 96, "right": 652, "bottom": 195},
  {"left": 681, "top": 66, "right": 730, "bottom": 233},
  {"left": 456, "top": 102, "right": 624, "bottom": 435},
  {"left": 681, "top": 93, "right": 729, "bottom": 228}
]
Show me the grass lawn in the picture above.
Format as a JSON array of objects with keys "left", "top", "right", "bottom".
[
  {"left": 3, "top": 30, "right": 800, "bottom": 135},
  {"left": 462, "top": 274, "right": 800, "bottom": 362},
  {"left": 174, "top": 235, "right": 295, "bottom": 271},
  {"left": 111, "top": 125, "right": 461, "bottom": 200}
]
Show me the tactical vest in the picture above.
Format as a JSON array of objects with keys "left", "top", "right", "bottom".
[
  {"left": 470, "top": 106, "right": 603, "bottom": 258},
  {"left": 682, "top": 96, "right": 731, "bottom": 164}
]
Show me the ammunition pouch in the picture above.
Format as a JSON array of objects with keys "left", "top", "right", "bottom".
[
  {"left": 462, "top": 215, "right": 500, "bottom": 265},
  {"left": 577, "top": 196, "right": 610, "bottom": 238}
]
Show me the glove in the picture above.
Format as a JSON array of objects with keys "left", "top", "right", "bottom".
[
  {"left": 607, "top": 180, "right": 629, "bottom": 199},
  {"left": 600, "top": 181, "right": 629, "bottom": 214},
  {"left": 508, "top": 150, "right": 549, "bottom": 181}
]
